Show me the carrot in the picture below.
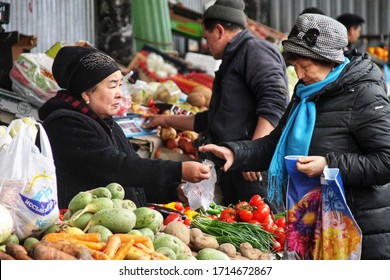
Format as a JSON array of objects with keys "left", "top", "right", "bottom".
[
  {"left": 30, "top": 242, "right": 77, "bottom": 260},
  {"left": 115, "top": 234, "right": 149, "bottom": 244},
  {"left": 125, "top": 246, "right": 151, "bottom": 260},
  {"left": 103, "top": 235, "right": 122, "bottom": 259},
  {"left": 42, "top": 232, "right": 101, "bottom": 243},
  {"left": 40, "top": 240, "right": 93, "bottom": 260},
  {"left": 86, "top": 248, "right": 109, "bottom": 260},
  {"left": 134, "top": 243, "right": 169, "bottom": 260},
  {"left": 112, "top": 240, "right": 134, "bottom": 260},
  {"left": 0, "top": 250, "right": 15, "bottom": 260},
  {"left": 67, "top": 239, "right": 106, "bottom": 251},
  {"left": 5, "top": 243, "right": 33, "bottom": 260}
]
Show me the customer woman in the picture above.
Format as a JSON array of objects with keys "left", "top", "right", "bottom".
[
  {"left": 38, "top": 46, "right": 211, "bottom": 209},
  {"left": 199, "top": 13, "right": 390, "bottom": 259}
]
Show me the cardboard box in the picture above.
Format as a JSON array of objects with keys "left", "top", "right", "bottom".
[{"left": 11, "top": 33, "right": 37, "bottom": 63}]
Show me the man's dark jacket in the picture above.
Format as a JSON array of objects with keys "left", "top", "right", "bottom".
[{"left": 194, "top": 29, "right": 289, "bottom": 143}]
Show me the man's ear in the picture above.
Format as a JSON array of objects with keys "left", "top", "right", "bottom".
[{"left": 215, "top": 23, "right": 225, "bottom": 39}]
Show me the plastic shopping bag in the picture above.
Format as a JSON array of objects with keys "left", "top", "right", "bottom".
[
  {"left": 9, "top": 53, "right": 59, "bottom": 107},
  {"left": 284, "top": 155, "right": 362, "bottom": 260},
  {"left": 0, "top": 119, "right": 59, "bottom": 240},
  {"left": 183, "top": 159, "right": 217, "bottom": 210}
]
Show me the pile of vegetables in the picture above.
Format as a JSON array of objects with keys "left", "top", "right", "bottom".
[
  {"left": 191, "top": 217, "right": 275, "bottom": 254},
  {"left": 202, "top": 194, "right": 286, "bottom": 253},
  {"left": 1, "top": 180, "right": 286, "bottom": 260}
]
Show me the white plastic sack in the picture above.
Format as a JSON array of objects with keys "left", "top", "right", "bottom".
[
  {"left": 9, "top": 53, "right": 59, "bottom": 107},
  {"left": 183, "top": 159, "right": 217, "bottom": 210},
  {"left": 0, "top": 119, "right": 59, "bottom": 240}
]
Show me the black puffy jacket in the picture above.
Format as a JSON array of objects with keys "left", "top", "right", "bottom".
[{"left": 222, "top": 52, "right": 390, "bottom": 259}]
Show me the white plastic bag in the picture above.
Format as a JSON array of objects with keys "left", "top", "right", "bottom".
[
  {"left": 0, "top": 119, "right": 59, "bottom": 240},
  {"left": 183, "top": 159, "right": 217, "bottom": 210},
  {"left": 9, "top": 53, "right": 59, "bottom": 107}
]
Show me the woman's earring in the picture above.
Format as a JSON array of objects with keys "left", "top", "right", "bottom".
[{"left": 85, "top": 100, "right": 90, "bottom": 104}]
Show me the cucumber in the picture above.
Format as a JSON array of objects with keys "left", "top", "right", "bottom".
[
  {"left": 87, "top": 225, "right": 113, "bottom": 243},
  {"left": 112, "top": 198, "right": 137, "bottom": 211},
  {"left": 145, "top": 210, "right": 164, "bottom": 234},
  {"left": 87, "top": 187, "right": 112, "bottom": 199},
  {"left": 133, "top": 207, "right": 155, "bottom": 228},
  {"left": 67, "top": 192, "right": 95, "bottom": 215},
  {"left": 105, "top": 182, "right": 125, "bottom": 200},
  {"left": 138, "top": 227, "right": 155, "bottom": 241},
  {"left": 196, "top": 248, "right": 230, "bottom": 260},
  {"left": 176, "top": 253, "right": 197, "bottom": 260},
  {"left": 23, "top": 237, "right": 39, "bottom": 254},
  {"left": 69, "top": 197, "right": 114, "bottom": 222},
  {"left": 156, "top": 247, "right": 176, "bottom": 260},
  {"left": 121, "top": 199, "right": 137, "bottom": 211},
  {"left": 127, "top": 229, "right": 142, "bottom": 236},
  {"left": 84, "top": 208, "right": 136, "bottom": 233},
  {"left": 112, "top": 199, "right": 123, "bottom": 209},
  {"left": 68, "top": 210, "right": 94, "bottom": 230},
  {"left": 153, "top": 233, "right": 188, "bottom": 255}
]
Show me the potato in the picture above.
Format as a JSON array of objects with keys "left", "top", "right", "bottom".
[
  {"left": 193, "top": 235, "right": 219, "bottom": 251},
  {"left": 164, "top": 221, "right": 190, "bottom": 245},
  {"left": 217, "top": 243, "right": 236, "bottom": 258}
]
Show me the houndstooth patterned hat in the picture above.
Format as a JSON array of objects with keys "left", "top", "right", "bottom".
[{"left": 282, "top": 13, "right": 348, "bottom": 64}]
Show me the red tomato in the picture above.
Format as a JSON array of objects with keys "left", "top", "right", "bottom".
[
  {"left": 238, "top": 209, "right": 253, "bottom": 222},
  {"left": 249, "top": 194, "right": 263, "bottom": 207},
  {"left": 163, "top": 213, "right": 182, "bottom": 225},
  {"left": 219, "top": 208, "right": 236, "bottom": 223},
  {"left": 174, "top": 202, "right": 185, "bottom": 212},
  {"left": 183, "top": 218, "right": 191, "bottom": 226},
  {"left": 248, "top": 219, "right": 261, "bottom": 225},
  {"left": 273, "top": 240, "right": 282, "bottom": 252},
  {"left": 147, "top": 98, "right": 155, "bottom": 107},
  {"left": 274, "top": 227, "right": 285, "bottom": 241},
  {"left": 262, "top": 222, "right": 276, "bottom": 233},
  {"left": 275, "top": 217, "right": 286, "bottom": 229},
  {"left": 235, "top": 201, "right": 250, "bottom": 211},
  {"left": 252, "top": 204, "right": 271, "bottom": 222}
]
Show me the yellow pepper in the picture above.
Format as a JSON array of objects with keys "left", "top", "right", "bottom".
[
  {"left": 184, "top": 209, "right": 198, "bottom": 220},
  {"left": 163, "top": 202, "right": 177, "bottom": 210}
]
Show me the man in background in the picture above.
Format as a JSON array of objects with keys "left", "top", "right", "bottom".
[
  {"left": 144, "top": 0, "right": 289, "bottom": 212},
  {"left": 336, "top": 13, "right": 365, "bottom": 51}
]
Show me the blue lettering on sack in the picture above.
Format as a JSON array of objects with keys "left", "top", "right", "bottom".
[{"left": 20, "top": 194, "right": 57, "bottom": 216}]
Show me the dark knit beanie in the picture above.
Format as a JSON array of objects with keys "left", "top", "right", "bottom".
[
  {"left": 52, "top": 46, "right": 120, "bottom": 97},
  {"left": 203, "top": 0, "right": 246, "bottom": 27}
]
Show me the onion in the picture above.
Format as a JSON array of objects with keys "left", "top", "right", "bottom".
[{"left": 0, "top": 203, "right": 14, "bottom": 243}]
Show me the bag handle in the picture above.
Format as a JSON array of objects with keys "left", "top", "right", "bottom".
[
  {"left": 35, "top": 122, "right": 53, "bottom": 159},
  {"left": 0, "top": 119, "right": 53, "bottom": 160}
]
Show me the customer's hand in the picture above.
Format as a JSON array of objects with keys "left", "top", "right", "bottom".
[
  {"left": 182, "top": 161, "right": 211, "bottom": 183},
  {"left": 198, "top": 144, "right": 235, "bottom": 172},
  {"left": 142, "top": 114, "right": 170, "bottom": 128},
  {"left": 296, "top": 156, "right": 327, "bottom": 177}
]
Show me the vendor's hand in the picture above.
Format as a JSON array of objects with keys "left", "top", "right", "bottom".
[
  {"left": 182, "top": 161, "right": 211, "bottom": 183},
  {"left": 296, "top": 156, "right": 327, "bottom": 177},
  {"left": 142, "top": 115, "right": 169, "bottom": 128},
  {"left": 242, "top": 171, "right": 261, "bottom": 182},
  {"left": 198, "top": 144, "right": 234, "bottom": 172}
]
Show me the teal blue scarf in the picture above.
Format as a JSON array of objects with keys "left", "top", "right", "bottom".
[{"left": 268, "top": 58, "right": 350, "bottom": 205}]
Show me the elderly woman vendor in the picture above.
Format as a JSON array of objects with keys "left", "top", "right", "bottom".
[
  {"left": 38, "top": 46, "right": 211, "bottom": 209},
  {"left": 200, "top": 14, "right": 390, "bottom": 259}
]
